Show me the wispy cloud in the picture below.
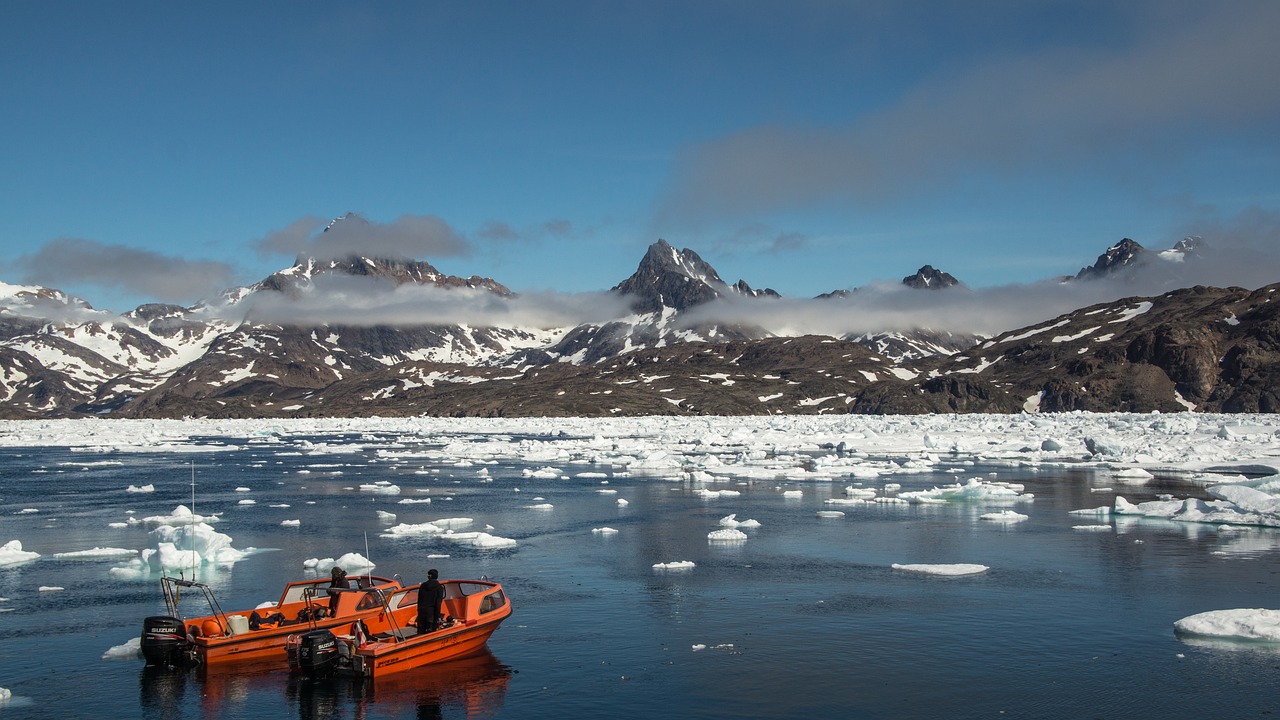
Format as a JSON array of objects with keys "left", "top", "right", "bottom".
[
  {"left": 678, "top": 238, "right": 1280, "bottom": 338},
  {"left": 475, "top": 218, "right": 575, "bottom": 244},
  {"left": 658, "top": 2, "right": 1280, "bottom": 225},
  {"left": 10, "top": 238, "right": 239, "bottom": 306},
  {"left": 254, "top": 214, "right": 471, "bottom": 261},
  {"left": 220, "top": 273, "right": 632, "bottom": 329}
]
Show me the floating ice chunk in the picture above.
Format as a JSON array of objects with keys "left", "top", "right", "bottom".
[
  {"left": 708, "top": 528, "right": 748, "bottom": 542},
  {"left": 235, "top": 487, "right": 251, "bottom": 492},
  {"left": 39, "top": 586, "right": 65, "bottom": 592},
  {"left": 592, "top": 527, "right": 619, "bottom": 535},
  {"left": 0, "top": 540, "right": 40, "bottom": 566},
  {"left": 102, "top": 637, "right": 142, "bottom": 660},
  {"left": 140, "top": 505, "right": 219, "bottom": 525},
  {"left": 1085, "top": 436, "right": 1126, "bottom": 458},
  {"left": 305, "top": 552, "right": 375, "bottom": 571},
  {"left": 1112, "top": 467, "right": 1154, "bottom": 482},
  {"left": 1209, "top": 485, "right": 1280, "bottom": 515},
  {"left": 782, "top": 490, "right": 803, "bottom": 499},
  {"left": 981, "top": 510, "right": 1029, "bottom": 523},
  {"left": 15, "top": 508, "right": 38, "bottom": 514},
  {"left": 617, "top": 498, "right": 629, "bottom": 506},
  {"left": 381, "top": 521, "right": 445, "bottom": 538},
  {"left": 359, "top": 482, "right": 401, "bottom": 495},
  {"left": 375, "top": 510, "right": 397, "bottom": 522},
  {"left": 107, "top": 522, "right": 128, "bottom": 528},
  {"left": 697, "top": 489, "right": 741, "bottom": 499},
  {"left": 434, "top": 518, "right": 474, "bottom": 529},
  {"left": 816, "top": 511, "right": 845, "bottom": 518},
  {"left": 527, "top": 503, "right": 554, "bottom": 510},
  {"left": 691, "top": 644, "right": 707, "bottom": 651},
  {"left": 150, "top": 522, "right": 243, "bottom": 566},
  {"left": 718, "top": 514, "right": 761, "bottom": 528},
  {"left": 1174, "top": 608, "right": 1280, "bottom": 642},
  {"left": 53, "top": 547, "right": 137, "bottom": 559},
  {"left": 238, "top": 499, "right": 256, "bottom": 505},
  {"left": 891, "top": 563, "right": 989, "bottom": 576},
  {"left": 398, "top": 498, "right": 432, "bottom": 504},
  {"left": 443, "top": 531, "right": 517, "bottom": 549},
  {"left": 653, "top": 560, "right": 695, "bottom": 570},
  {"left": 578, "top": 472, "right": 609, "bottom": 479},
  {"left": 844, "top": 487, "right": 877, "bottom": 499},
  {"left": 280, "top": 519, "right": 301, "bottom": 527},
  {"left": 125, "top": 484, "right": 155, "bottom": 493},
  {"left": 596, "top": 488, "right": 618, "bottom": 494},
  {"left": 899, "top": 478, "right": 1031, "bottom": 504},
  {"left": 1070, "top": 506, "right": 1112, "bottom": 516},
  {"left": 1073, "top": 525, "right": 1111, "bottom": 531},
  {"left": 523, "top": 467, "right": 562, "bottom": 479}
]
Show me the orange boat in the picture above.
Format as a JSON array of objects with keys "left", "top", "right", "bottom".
[
  {"left": 141, "top": 573, "right": 402, "bottom": 666},
  {"left": 292, "top": 578, "right": 511, "bottom": 679}
]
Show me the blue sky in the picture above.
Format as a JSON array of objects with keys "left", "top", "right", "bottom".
[{"left": 2, "top": 1, "right": 1277, "bottom": 313}]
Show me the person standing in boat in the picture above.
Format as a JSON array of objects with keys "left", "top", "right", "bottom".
[
  {"left": 327, "top": 566, "right": 348, "bottom": 616},
  {"left": 417, "top": 568, "right": 445, "bottom": 634}
]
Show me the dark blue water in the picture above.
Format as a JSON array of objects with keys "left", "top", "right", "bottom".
[{"left": 2, "top": 431, "right": 1279, "bottom": 719}]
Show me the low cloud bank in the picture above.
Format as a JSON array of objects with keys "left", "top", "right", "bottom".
[{"left": 221, "top": 274, "right": 632, "bottom": 329}]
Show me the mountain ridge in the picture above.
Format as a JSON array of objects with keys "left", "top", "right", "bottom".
[{"left": 0, "top": 234, "right": 1270, "bottom": 418}]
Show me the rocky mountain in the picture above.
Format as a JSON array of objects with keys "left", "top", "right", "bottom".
[
  {"left": 902, "top": 264, "right": 959, "bottom": 289},
  {"left": 857, "top": 283, "right": 1280, "bottom": 414},
  {"left": 0, "top": 234, "right": 1271, "bottom": 419}
]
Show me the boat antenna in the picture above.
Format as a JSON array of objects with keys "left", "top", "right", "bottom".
[
  {"left": 190, "top": 459, "right": 197, "bottom": 579},
  {"left": 363, "top": 531, "right": 371, "bottom": 585}
]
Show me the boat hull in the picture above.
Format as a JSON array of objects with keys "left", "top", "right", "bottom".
[
  {"left": 146, "top": 574, "right": 401, "bottom": 667},
  {"left": 357, "top": 614, "right": 509, "bottom": 677}
]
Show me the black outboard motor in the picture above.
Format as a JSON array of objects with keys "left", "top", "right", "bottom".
[
  {"left": 141, "top": 615, "right": 189, "bottom": 666},
  {"left": 296, "top": 629, "right": 339, "bottom": 678}
]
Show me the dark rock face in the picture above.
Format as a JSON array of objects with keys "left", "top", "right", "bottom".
[
  {"left": 895, "top": 283, "right": 1280, "bottom": 414},
  {"left": 611, "top": 240, "right": 729, "bottom": 313},
  {"left": 902, "top": 265, "right": 959, "bottom": 289},
  {"left": 1075, "top": 238, "right": 1147, "bottom": 281}
]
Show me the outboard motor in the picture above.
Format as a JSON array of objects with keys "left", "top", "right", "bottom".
[
  {"left": 296, "top": 629, "right": 340, "bottom": 678},
  {"left": 141, "top": 615, "right": 189, "bottom": 666}
]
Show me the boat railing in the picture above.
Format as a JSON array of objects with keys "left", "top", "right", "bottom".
[{"left": 161, "top": 575, "right": 231, "bottom": 634}]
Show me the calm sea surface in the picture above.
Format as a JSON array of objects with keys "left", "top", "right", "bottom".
[{"left": 2, "top": 431, "right": 1279, "bottom": 719}]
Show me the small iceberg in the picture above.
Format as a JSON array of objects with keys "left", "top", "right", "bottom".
[{"left": 891, "top": 563, "right": 989, "bottom": 576}]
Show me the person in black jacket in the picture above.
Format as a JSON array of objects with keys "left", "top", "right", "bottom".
[
  {"left": 417, "top": 568, "right": 445, "bottom": 634},
  {"left": 326, "top": 566, "right": 348, "bottom": 616}
]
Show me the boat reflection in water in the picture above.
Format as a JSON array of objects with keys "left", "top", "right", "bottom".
[
  {"left": 287, "top": 649, "right": 513, "bottom": 720},
  {"left": 140, "top": 659, "right": 293, "bottom": 720},
  {"left": 139, "top": 651, "right": 510, "bottom": 719}
]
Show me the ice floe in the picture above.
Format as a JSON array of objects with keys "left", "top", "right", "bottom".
[
  {"left": 653, "top": 560, "right": 695, "bottom": 570},
  {"left": 0, "top": 540, "right": 40, "bottom": 566},
  {"left": 892, "top": 563, "right": 989, "bottom": 576},
  {"left": 1174, "top": 608, "right": 1280, "bottom": 643},
  {"left": 102, "top": 637, "right": 142, "bottom": 660},
  {"left": 304, "top": 552, "right": 375, "bottom": 572},
  {"left": 980, "top": 510, "right": 1029, "bottom": 523},
  {"left": 52, "top": 547, "right": 137, "bottom": 559},
  {"left": 718, "top": 514, "right": 761, "bottom": 528}
]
